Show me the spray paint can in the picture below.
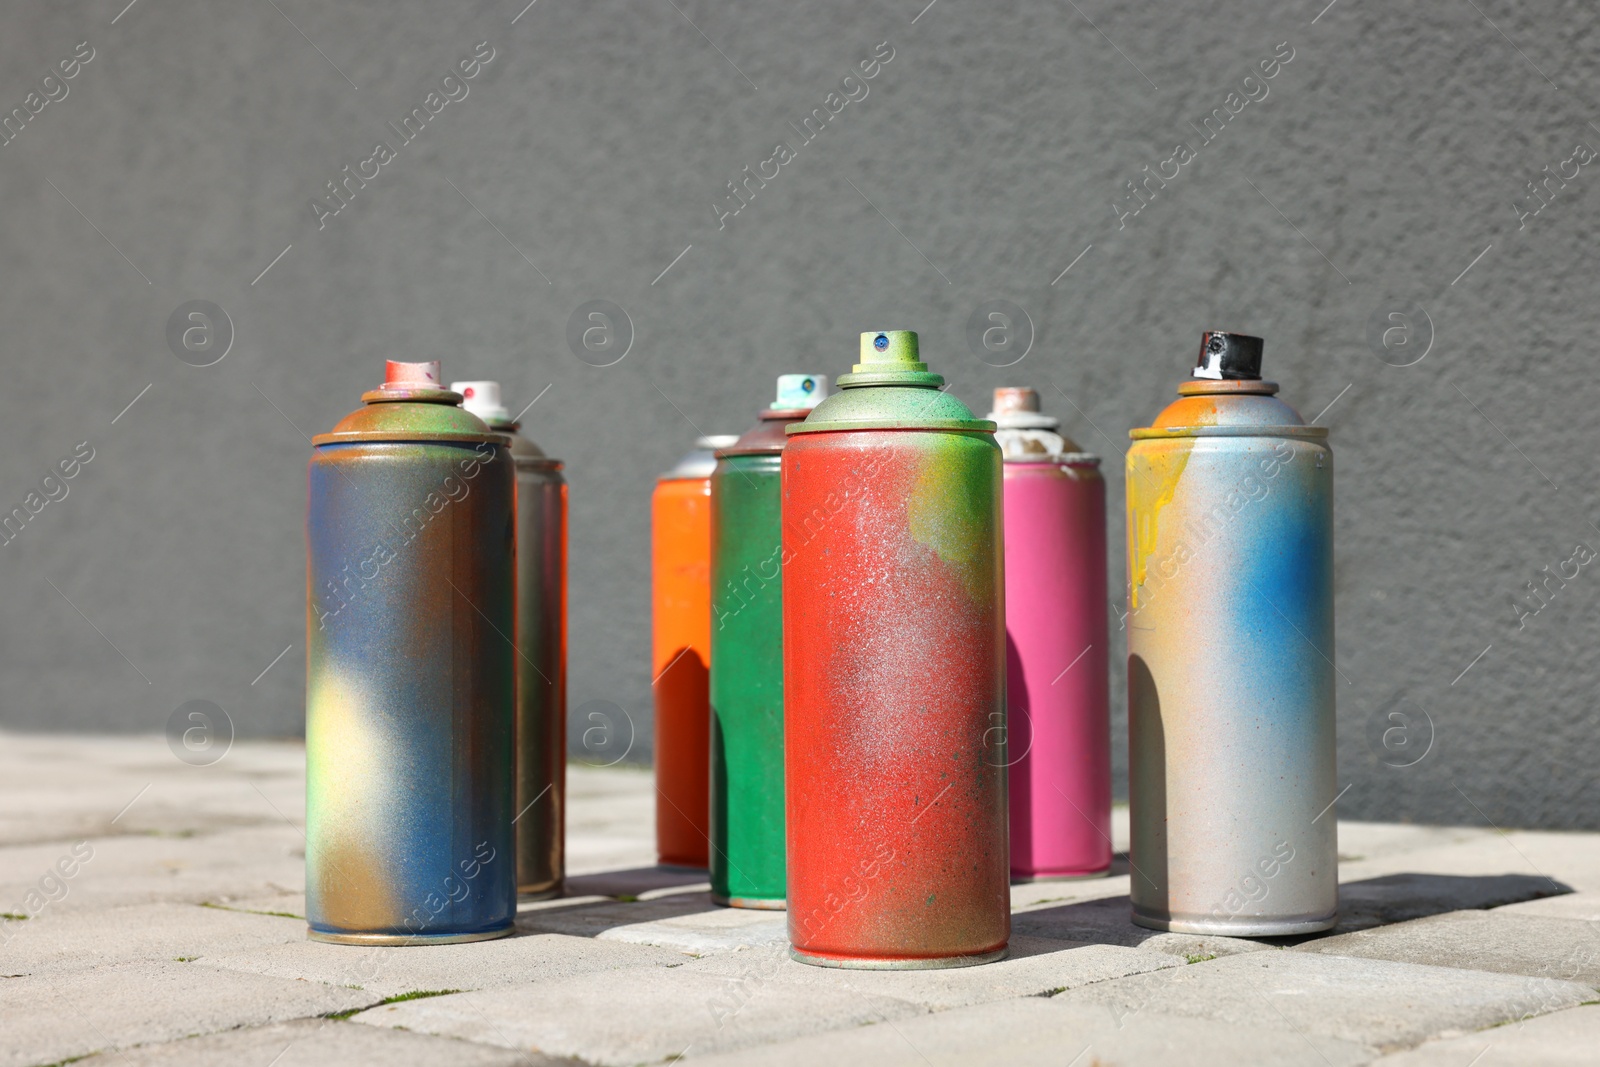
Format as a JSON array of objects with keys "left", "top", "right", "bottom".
[
  {"left": 453, "top": 381, "right": 567, "bottom": 899},
  {"left": 1126, "top": 332, "right": 1337, "bottom": 935},
  {"left": 709, "top": 374, "right": 830, "bottom": 909},
  {"left": 990, "top": 388, "right": 1111, "bottom": 882},
  {"left": 783, "top": 331, "right": 1008, "bottom": 969},
  {"left": 306, "top": 361, "right": 516, "bottom": 944},
  {"left": 654, "top": 433, "right": 738, "bottom": 868}
]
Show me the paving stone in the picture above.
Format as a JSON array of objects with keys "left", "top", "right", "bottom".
[
  {"left": 1335, "top": 822, "right": 1499, "bottom": 866},
  {"left": 684, "top": 935, "right": 1181, "bottom": 1011},
  {"left": 513, "top": 891, "right": 724, "bottom": 938},
  {"left": 351, "top": 962, "right": 922, "bottom": 1065},
  {"left": 1371, "top": 1003, "right": 1600, "bottom": 1065},
  {"left": 0, "top": 901, "right": 301, "bottom": 977},
  {"left": 199, "top": 930, "right": 688, "bottom": 998},
  {"left": 1338, "top": 830, "right": 1600, "bottom": 894},
  {"left": 208, "top": 889, "right": 306, "bottom": 919},
  {"left": 1496, "top": 890, "right": 1600, "bottom": 920},
  {"left": 595, "top": 904, "right": 789, "bottom": 954},
  {"left": 1329, "top": 871, "right": 1573, "bottom": 933},
  {"left": 0, "top": 960, "right": 377, "bottom": 1067},
  {"left": 1010, "top": 893, "right": 1270, "bottom": 960},
  {"left": 1008, "top": 871, "right": 1130, "bottom": 911},
  {"left": 1055, "top": 949, "right": 1594, "bottom": 1051},
  {"left": 686, "top": 996, "right": 1373, "bottom": 1067},
  {"left": 1295, "top": 909, "right": 1600, "bottom": 984},
  {"left": 0, "top": 734, "right": 305, "bottom": 848},
  {"left": 62, "top": 1017, "right": 578, "bottom": 1067},
  {"left": 0, "top": 825, "right": 306, "bottom": 916}
]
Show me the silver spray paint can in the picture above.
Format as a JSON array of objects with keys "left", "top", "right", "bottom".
[{"left": 1125, "top": 332, "right": 1337, "bottom": 936}]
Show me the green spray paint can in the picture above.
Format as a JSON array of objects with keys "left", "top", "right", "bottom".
[{"left": 709, "top": 373, "right": 830, "bottom": 909}]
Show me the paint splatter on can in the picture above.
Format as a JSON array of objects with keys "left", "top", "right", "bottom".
[
  {"left": 453, "top": 381, "right": 567, "bottom": 899},
  {"left": 710, "top": 374, "right": 830, "bottom": 909},
  {"left": 654, "top": 433, "right": 738, "bottom": 869},
  {"left": 783, "top": 331, "right": 1009, "bottom": 969},
  {"left": 990, "top": 387, "right": 1111, "bottom": 882},
  {"left": 306, "top": 360, "right": 516, "bottom": 944},
  {"left": 1126, "top": 332, "right": 1338, "bottom": 935}
]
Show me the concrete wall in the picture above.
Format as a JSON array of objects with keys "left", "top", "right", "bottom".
[{"left": 1, "top": 0, "right": 1595, "bottom": 828}]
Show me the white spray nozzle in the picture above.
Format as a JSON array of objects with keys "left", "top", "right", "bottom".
[
  {"left": 450, "top": 380, "right": 510, "bottom": 423},
  {"left": 774, "top": 374, "right": 830, "bottom": 410}
]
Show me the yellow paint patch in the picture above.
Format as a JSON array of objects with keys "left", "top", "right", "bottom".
[{"left": 306, "top": 670, "right": 399, "bottom": 929}]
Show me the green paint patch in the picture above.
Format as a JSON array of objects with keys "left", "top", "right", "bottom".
[
  {"left": 612, "top": 893, "right": 639, "bottom": 903},
  {"left": 1, "top": 912, "right": 28, "bottom": 921},
  {"left": 907, "top": 443, "right": 997, "bottom": 604},
  {"left": 1184, "top": 953, "right": 1217, "bottom": 964},
  {"left": 325, "top": 988, "right": 461, "bottom": 1021},
  {"left": 173, "top": 956, "right": 199, "bottom": 962},
  {"left": 32, "top": 1055, "right": 94, "bottom": 1067}
]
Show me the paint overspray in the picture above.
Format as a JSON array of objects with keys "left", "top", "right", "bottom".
[
  {"left": 453, "top": 380, "right": 567, "bottom": 898},
  {"left": 1126, "top": 332, "right": 1337, "bottom": 935},
  {"left": 709, "top": 374, "right": 830, "bottom": 909},
  {"left": 654, "top": 433, "right": 738, "bottom": 869},
  {"left": 305, "top": 360, "right": 516, "bottom": 944},
  {"left": 783, "top": 331, "right": 1009, "bottom": 968},
  {"left": 990, "top": 387, "right": 1111, "bottom": 882}
]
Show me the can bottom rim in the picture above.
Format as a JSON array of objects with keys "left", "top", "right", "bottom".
[
  {"left": 711, "top": 893, "right": 786, "bottom": 911},
  {"left": 1011, "top": 867, "right": 1112, "bottom": 883},
  {"left": 518, "top": 883, "right": 563, "bottom": 901},
  {"left": 1131, "top": 910, "right": 1337, "bottom": 936},
  {"left": 789, "top": 945, "right": 1008, "bottom": 970},
  {"left": 306, "top": 924, "right": 515, "bottom": 946}
]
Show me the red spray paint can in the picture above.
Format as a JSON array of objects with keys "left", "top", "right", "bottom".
[
  {"left": 990, "top": 388, "right": 1111, "bottom": 881},
  {"left": 783, "top": 331, "right": 1009, "bottom": 969}
]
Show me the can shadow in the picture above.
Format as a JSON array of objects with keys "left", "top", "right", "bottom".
[
  {"left": 1006, "top": 630, "right": 1033, "bottom": 869},
  {"left": 563, "top": 866, "right": 712, "bottom": 899},
  {"left": 1126, "top": 653, "right": 1168, "bottom": 916},
  {"left": 1011, "top": 871, "right": 1572, "bottom": 950},
  {"left": 655, "top": 646, "right": 711, "bottom": 868}
]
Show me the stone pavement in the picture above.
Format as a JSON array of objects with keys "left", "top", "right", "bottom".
[{"left": 1, "top": 734, "right": 1597, "bottom": 1066}]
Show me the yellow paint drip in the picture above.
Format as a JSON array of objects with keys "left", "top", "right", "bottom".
[{"left": 1126, "top": 440, "right": 1192, "bottom": 610}]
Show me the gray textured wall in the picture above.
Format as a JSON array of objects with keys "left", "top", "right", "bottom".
[{"left": 2, "top": 0, "right": 1596, "bottom": 829}]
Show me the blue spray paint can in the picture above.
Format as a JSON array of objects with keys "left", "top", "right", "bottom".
[{"left": 305, "top": 360, "right": 517, "bottom": 944}]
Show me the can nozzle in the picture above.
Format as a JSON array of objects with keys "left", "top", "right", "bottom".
[
  {"left": 991, "top": 387, "right": 1041, "bottom": 415},
  {"left": 386, "top": 360, "right": 443, "bottom": 388},
  {"left": 1193, "top": 332, "right": 1263, "bottom": 381},
  {"left": 774, "top": 374, "right": 830, "bottom": 410},
  {"left": 450, "top": 380, "right": 511, "bottom": 424},
  {"left": 854, "top": 331, "right": 926, "bottom": 374}
]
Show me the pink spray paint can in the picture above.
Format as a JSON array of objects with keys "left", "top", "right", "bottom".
[{"left": 992, "top": 388, "right": 1112, "bottom": 881}]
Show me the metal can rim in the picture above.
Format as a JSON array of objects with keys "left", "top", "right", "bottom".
[
  {"left": 1002, "top": 452, "right": 1102, "bottom": 467},
  {"left": 788, "top": 418, "right": 998, "bottom": 436},
  {"left": 311, "top": 430, "right": 514, "bottom": 447},
  {"left": 1128, "top": 425, "right": 1329, "bottom": 441}
]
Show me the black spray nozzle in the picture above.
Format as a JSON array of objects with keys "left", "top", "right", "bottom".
[{"left": 1193, "top": 332, "right": 1264, "bottom": 381}]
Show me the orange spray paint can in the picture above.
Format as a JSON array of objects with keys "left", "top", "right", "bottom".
[{"left": 653, "top": 435, "right": 737, "bottom": 868}]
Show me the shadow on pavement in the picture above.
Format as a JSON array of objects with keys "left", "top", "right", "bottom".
[{"left": 1012, "top": 872, "right": 1574, "bottom": 950}]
